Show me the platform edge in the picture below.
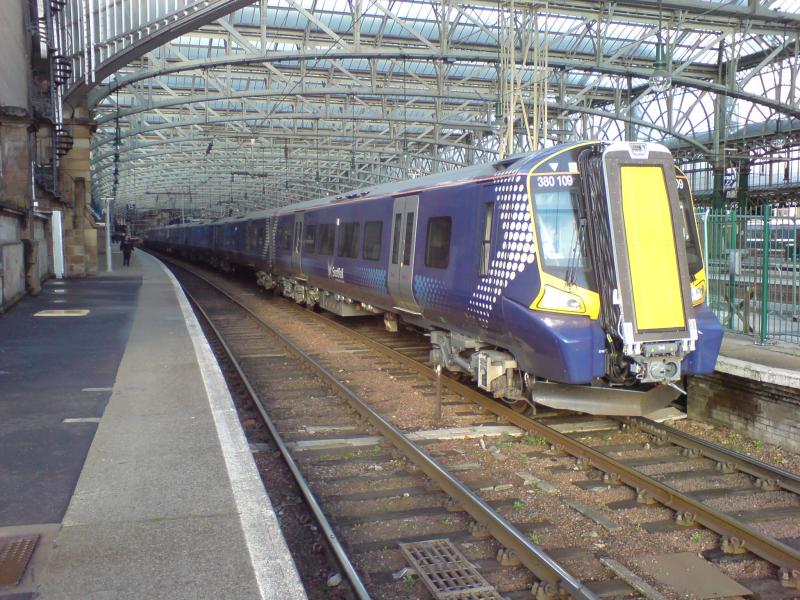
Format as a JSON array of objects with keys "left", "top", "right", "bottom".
[{"left": 151, "top": 253, "right": 308, "bottom": 600}]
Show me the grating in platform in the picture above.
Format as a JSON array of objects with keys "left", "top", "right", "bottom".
[
  {"left": 399, "top": 538, "right": 503, "bottom": 599},
  {"left": 0, "top": 534, "right": 39, "bottom": 586}
]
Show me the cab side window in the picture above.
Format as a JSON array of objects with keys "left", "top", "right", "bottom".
[{"left": 480, "top": 203, "right": 493, "bottom": 275}]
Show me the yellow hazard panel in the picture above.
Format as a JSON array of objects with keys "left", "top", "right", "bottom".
[{"left": 620, "top": 166, "right": 685, "bottom": 331}]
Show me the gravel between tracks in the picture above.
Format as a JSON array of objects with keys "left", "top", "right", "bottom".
[
  {"left": 169, "top": 258, "right": 799, "bottom": 600},
  {"left": 672, "top": 419, "right": 800, "bottom": 475}
]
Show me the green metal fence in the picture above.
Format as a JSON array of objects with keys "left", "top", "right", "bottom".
[{"left": 698, "top": 206, "right": 800, "bottom": 344}]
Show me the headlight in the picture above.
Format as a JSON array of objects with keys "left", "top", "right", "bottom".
[
  {"left": 537, "top": 285, "right": 585, "bottom": 313},
  {"left": 691, "top": 280, "right": 705, "bottom": 306}
]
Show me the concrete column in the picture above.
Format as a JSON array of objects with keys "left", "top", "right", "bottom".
[{"left": 59, "top": 120, "right": 99, "bottom": 277}]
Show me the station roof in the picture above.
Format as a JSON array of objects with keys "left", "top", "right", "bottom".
[{"left": 54, "top": 0, "right": 800, "bottom": 218}]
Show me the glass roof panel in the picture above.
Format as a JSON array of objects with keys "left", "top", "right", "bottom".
[{"left": 75, "top": 0, "right": 799, "bottom": 211}]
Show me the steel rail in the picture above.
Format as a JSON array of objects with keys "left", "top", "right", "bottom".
[
  {"left": 161, "top": 256, "right": 598, "bottom": 600},
  {"left": 630, "top": 417, "right": 800, "bottom": 496},
  {"left": 263, "top": 288, "right": 800, "bottom": 574},
  {"left": 175, "top": 271, "right": 372, "bottom": 600}
]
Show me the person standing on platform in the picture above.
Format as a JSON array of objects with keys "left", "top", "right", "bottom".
[{"left": 120, "top": 236, "right": 134, "bottom": 267}]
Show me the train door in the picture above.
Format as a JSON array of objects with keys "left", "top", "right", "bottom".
[
  {"left": 291, "top": 212, "right": 304, "bottom": 276},
  {"left": 388, "top": 195, "right": 422, "bottom": 313}
]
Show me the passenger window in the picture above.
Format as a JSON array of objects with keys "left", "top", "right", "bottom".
[
  {"left": 402, "top": 212, "right": 414, "bottom": 266},
  {"left": 425, "top": 216, "right": 452, "bottom": 269},
  {"left": 480, "top": 203, "right": 493, "bottom": 275},
  {"left": 391, "top": 213, "right": 402, "bottom": 264},
  {"left": 363, "top": 221, "right": 382, "bottom": 261},
  {"left": 337, "top": 222, "right": 360, "bottom": 258},
  {"left": 318, "top": 224, "right": 335, "bottom": 255},
  {"left": 303, "top": 225, "right": 316, "bottom": 254}
]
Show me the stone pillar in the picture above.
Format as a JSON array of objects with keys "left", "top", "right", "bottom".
[
  {"left": 59, "top": 120, "right": 98, "bottom": 277},
  {"left": 63, "top": 176, "right": 86, "bottom": 276}
]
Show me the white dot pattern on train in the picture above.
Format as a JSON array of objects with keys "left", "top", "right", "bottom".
[
  {"left": 466, "top": 170, "right": 537, "bottom": 327},
  {"left": 413, "top": 274, "right": 448, "bottom": 309},
  {"left": 353, "top": 266, "right": 389, "bottom": 293}
]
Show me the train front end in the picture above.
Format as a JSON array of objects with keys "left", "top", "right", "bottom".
[{"left": 523, "top": 141, "right": 722, "bottom": 414}]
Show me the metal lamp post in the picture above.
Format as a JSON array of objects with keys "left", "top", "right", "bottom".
[{"left": 102, "top": 196, "right": 113, "bottom": 272}]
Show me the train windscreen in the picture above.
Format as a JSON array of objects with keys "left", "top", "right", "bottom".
[{"left": 531, "top": 174, "right": 593, "bottom": 289}]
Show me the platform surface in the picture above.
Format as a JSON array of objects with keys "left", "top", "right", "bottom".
[
  {"left": 0, "top": 251, "right": 305, "bottom": 600},
  {"left": 0, "top": 258, "right": 139, "bottom": 531},
  {"left": 717, "top": 332, "right": 800, "bottom": 388}
]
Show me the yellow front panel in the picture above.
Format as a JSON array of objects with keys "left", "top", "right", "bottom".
[{"left": 620, "top": 166, "right": 685, "bottom": 331}]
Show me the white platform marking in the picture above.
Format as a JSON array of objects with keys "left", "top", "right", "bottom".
[
  {"left": 34, "top": 310, "right": 89, "bottom": 317},
  {"left": 82, "top": 387, "right": 113, "bottom": 392},
  {"left": 62, "top": 418, "right": 101, "bottom": 424}
]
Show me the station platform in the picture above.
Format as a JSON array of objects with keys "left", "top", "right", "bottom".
[
  {"left": 0, "top": 250, "right": 306, "bottom": 600},
  {"left": 690, "top": 330, "right": 800, "bottom": 453},
  {"left": 716, "top": 332, "right": 800, "bottom": 388}
]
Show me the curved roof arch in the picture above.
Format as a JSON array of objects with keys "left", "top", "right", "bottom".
[{"left": 55, "top": 0, "right": 800, "bottom": 216}]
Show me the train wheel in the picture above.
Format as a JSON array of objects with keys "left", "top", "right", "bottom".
[{"left": 505, "top": 398, "right": 530, "bottom": 414}]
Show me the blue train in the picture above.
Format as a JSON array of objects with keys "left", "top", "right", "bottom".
[{"left": 145, "top": 141, "right": 723, "bottom": 415}]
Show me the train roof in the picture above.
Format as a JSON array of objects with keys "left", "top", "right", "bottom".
[
  {"left": 150, "top": 142, "right": 596, "bottom": 229},
  {"left": 234, "top": 148, "right": 554, "bottom": 224},
  {"left": 265, "top": 148, "right": 548, "bottom": 213}
]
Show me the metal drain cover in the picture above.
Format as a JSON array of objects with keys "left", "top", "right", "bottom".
[
  {"left": 399, "top": 538, "right": 503, "bottom": 599},
  {"left": 0, "top": 534, "right": 39, "bottom": 586}
]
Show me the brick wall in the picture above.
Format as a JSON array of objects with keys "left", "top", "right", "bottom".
[{"left": 688, "top": 373, "right": 800, "bottom": 453}]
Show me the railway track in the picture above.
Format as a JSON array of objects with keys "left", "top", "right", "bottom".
[
  {"left": 167, "top": 260, "right": 599, "bottom": 599},
  {"left": 160, "top": 253, "right": 800, "bottom": 598}
]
